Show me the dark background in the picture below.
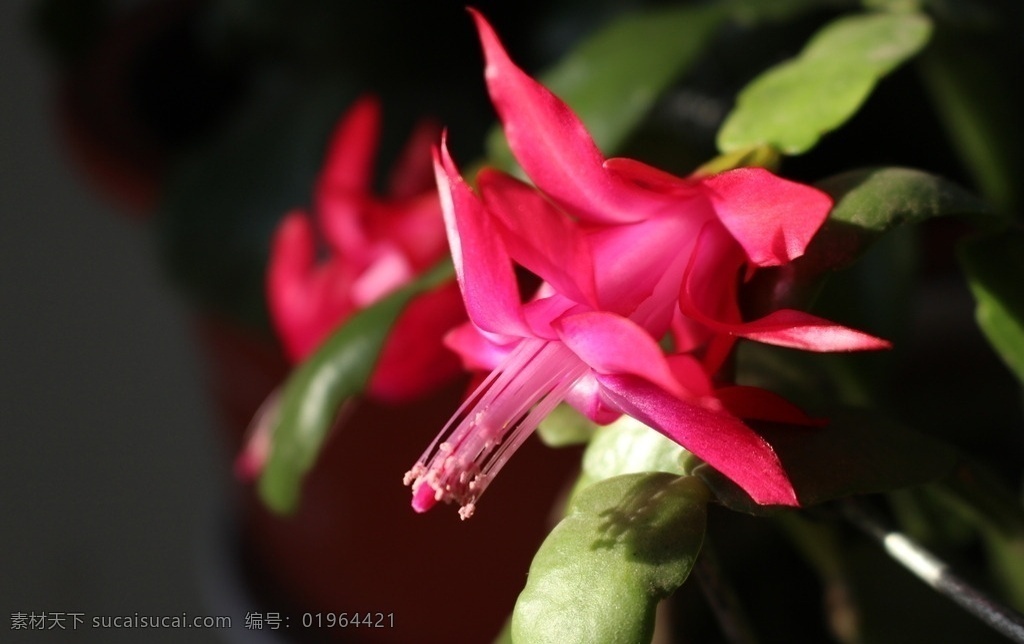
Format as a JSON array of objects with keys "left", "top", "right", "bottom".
[{"left": 2, "top": 1, "right": 232, "bottom": 641}]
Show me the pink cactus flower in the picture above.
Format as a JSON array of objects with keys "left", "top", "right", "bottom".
[{"left": 404, "top": 12, "right": 889, "bottom": 518}]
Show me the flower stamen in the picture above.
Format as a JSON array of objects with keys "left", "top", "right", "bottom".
[{"left": 404, "top": 338, "right": 587, "bottom": 518}]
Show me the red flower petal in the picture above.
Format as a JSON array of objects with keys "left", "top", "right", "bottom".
[
  {"left": 478, "top": 169, "right": 598, "bottom": 308},
  {"left": 679, "top": 224, "right": 891, "bottom": 352},
  {"left": 470, "top": 9, "right": 653, "bottom": 224},
  {"left": 598, "top": 374, "right": 799, "bottom": 506},
  {"left": 700, "top": 168, "right": 832, "bottom": 267},
  {"left": 316, "top": 95, "right": 381, "bottom": 206},
  {"left": 555, "top": 310, "right": 686, "bottom": 399},
  {"left": 434, "top": 137, "right": 527, "bottom": 336}
]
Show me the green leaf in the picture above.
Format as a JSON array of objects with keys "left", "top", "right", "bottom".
[
  {"left": 581, "top": 416, "right": 688, "bottom": 484},
  {"left": 568, "top": 416, "right": 690, "bottom": 503},
  {"left": 745, "top": 167, "right": 993, "bottom": 317},
  {"left": 257, "top": 260, "right": 454, "bottom": 513},
  {"left": 512, "top": 473, "right": 708, "bottom": 644},
  {"left": 694, "top": 409, "right": 957, "bottom": 515},
  {"left": 717, "top": 12, "right": 932, "bottom": 155},
  {"left": 537, "top": 403, "right": 598, "bottom": 447},
  {"left": 820, "top": 166, "right": 994, "bottom": 239},
  {"left": 726, "top": 0, "right": 848, "bottom": 25},
  {"left": 493, "top": 615, "right": 514, "bottom": 644},
  {"left": 958, "top": 230, "right": 1024, "bottom": 385},
  {"left": 694, "top": 144, "right": 782, "bottom": 175},
  {"left": 486, "top": 4, "right": 728, "bottom": 170}
]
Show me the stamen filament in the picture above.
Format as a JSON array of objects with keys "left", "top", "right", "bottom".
[{"left": 404, "top": 338, "right": 587, "bottom": 518}]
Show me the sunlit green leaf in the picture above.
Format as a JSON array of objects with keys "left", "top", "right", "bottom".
[
  {"left": 568, "top": 416, "right": 692, "bottom": 504},
  {"left": 695, "top": 144, "right": 781, "bottom": 175},
  {"left": 513, "top": 473, "right": 708, "bottom": 644},
  {"left": 486, "top": 4, "right": 728, "bottom": 170},
  {"left": 537, "top": 403, "right": 598, "bottom": 447},
  {"left": 580, "top": 416, "right": 688, "bottom": 485},
  {"left": 718, "top": 12, "right": 932, "bottom": 155},
  {"left": 258, "top": 260, "right": 454, "bottom": 513},
  {"left": 694, "top": 409, "right": 957, "bottom": 515},
  {"left": 958, "top": 230, "right": 1024, "bottom": 386}
]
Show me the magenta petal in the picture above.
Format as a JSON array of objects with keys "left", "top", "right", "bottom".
[
  {"left": 316, "top": 95, "right": 381, "bottom": 205},
  {"left": 317, "top": 193, "right": 370, "bottom": 260},
  {"left": 682, "top": 296, "right": 893, "bottom": 352},
  {"left": 234, "top": 390, "right": 280, "bottom": 482},
  {"left": 605, "top": 157, "right": 697, "bottom": 195},
  {"left": 555, "top": 311, "right": 686, "bottom": 398},
  {"left": 433, "top": 138, "right": 527, "bottom": 335},
  {"left": 665, "top": 355, "right": 715, "bottom": 398},
  {"left": 598, "top": 374, "right": 799, "bottom": 506},
  {"left": 520, "top": 294, "right": 578, "bottom": 341},
  {"left": 589, "top": 214, "right": 700, "bottom": 326},
  {"left": 728, "top": 309, "right": 893, "bottom": 351},
  {"left": 701, "top": 168, "right": 833, "bottom": 267},
  {"left": 470, "top": 9, "right": 651, "bottom": 224},
  {"left": 478, "top": 169, "right": 598, "bottom": 307},
  {"left": 679, "top": 225, "right": 891, "bottom": 352},
  {"left": 444, "top": 322, "right": 515, "bottom": 372}
]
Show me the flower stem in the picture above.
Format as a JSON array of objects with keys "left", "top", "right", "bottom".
[{"left": 840, "top": 498, "right": 1024, "bottom": 643}]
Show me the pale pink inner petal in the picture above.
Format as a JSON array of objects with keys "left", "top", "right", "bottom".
[
  {"left": 589, "top": 214, "right": 701, "bottom": 329},
  {"left": 555, "top": 310, "right": 686, "bottom": 399},
  {"left": 520, "top": 294, "right": 579, "bottom": 341},
  {"left": 565, "top": 372, "right": 622, "bottom": 424},
  {"left": 350, "top": 247, "right": 415, "bottom": 307}
]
